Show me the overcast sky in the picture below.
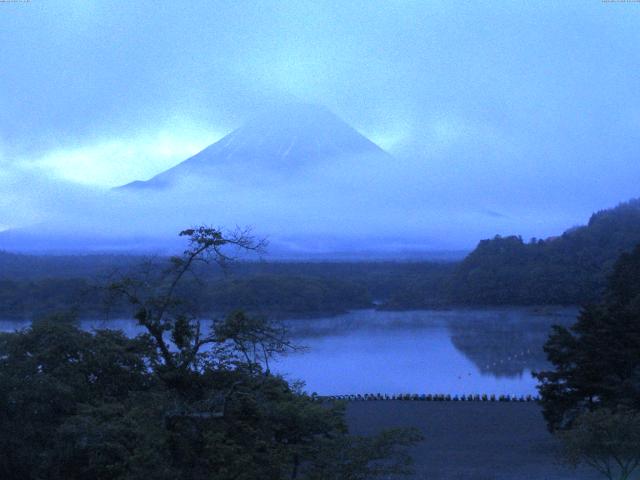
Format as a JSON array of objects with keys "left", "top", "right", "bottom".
[{"left": 1, "top": 1, "right": 640, "bottom": 249}]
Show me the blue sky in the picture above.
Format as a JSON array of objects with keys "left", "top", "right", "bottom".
[{"left": 1, "top": 1, "right": 640, "bottom": 248}]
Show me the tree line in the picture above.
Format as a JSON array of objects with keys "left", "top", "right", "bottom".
[
  {"left": 1, "top": 198, "right": 639, "bottom": 319},
  {"left": 446, "top": 199, "right": 640, "bottom": 306}
]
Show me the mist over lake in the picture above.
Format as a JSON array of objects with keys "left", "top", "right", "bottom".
[
  {"left": 277, "top": 308, "right": 577, "bottom": 396},
  {"left": 0, "top": 307, "right": 576, "bottom": 396}
]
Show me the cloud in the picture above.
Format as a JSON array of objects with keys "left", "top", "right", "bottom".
[
  {"left": 1, "top": 1, "right": 640, "bottom": 252},
  {"left": 19, "top": 122, "right": 224, "bottom": 187}
]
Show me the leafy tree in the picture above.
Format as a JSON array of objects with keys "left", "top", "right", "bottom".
[
  {"left": 535, "top": 244, "right": 640, "bottom": 432},
  {"left": 535, "top": 244, "right": 640, "bottom": 479},
  {"left": 108, "top": 227, "right": 266, "bottom": 375},
  {"left": 0, "top": 315, "right": 157, "bottom": 479},
  {"left": 214, "top": 309, "right": 296, "bottom": 373},
  {"left": 0, "top": 226, "right": 423, "bottom": 479},
  {"left": 560, "top": 409, "right": 640, "bottom": 480}
]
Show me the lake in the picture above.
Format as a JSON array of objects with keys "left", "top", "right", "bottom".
[{"left": 0, "top": 307, "right": 577, "bottom": 396}]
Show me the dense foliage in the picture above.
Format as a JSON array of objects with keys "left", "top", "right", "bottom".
[
  {"left": 0, "top": 318, "right": 420, "bottom": 479},
  {"left": 535, "top": 244, "right": 640, "bottom": 479},
  {"left": 558, "top": 409, "right": 640, "bottom": 480},
  {"left": 447, "top": 199, "right": 640, "bottom": 305},
  {"left": 0, "top": 257, "right": 454, "bottom": 319},
  {"left": 535, "top": 243, "right": 640, "bottom": 431},
  {"left": 0, "top": 227, "right": 422, "bottom": 479}
]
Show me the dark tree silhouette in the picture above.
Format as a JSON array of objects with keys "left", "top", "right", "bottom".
[{"left": 535, "top": 244, "right": 640, "bottom": 431}]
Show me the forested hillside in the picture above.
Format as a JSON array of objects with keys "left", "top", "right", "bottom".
[
  {"left": 1, "top": 199, "right": 639, "bottom": 317},
  {"left": 0, "top": 256, "right": 453, "bottom": 319},
  {"left": 446, "top": 199, "right": 640, "bottom": 305}
]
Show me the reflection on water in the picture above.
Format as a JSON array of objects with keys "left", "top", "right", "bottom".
[
  {"left": 0, "top": 307, "right": 577, "bottom": 396},
  {"left": 446, "top": 308, "right": 577, "bottom": 378},
  {"left": 277, "top": 308, "right": 577, "bottom": 395}
]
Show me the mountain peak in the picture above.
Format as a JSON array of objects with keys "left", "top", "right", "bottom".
[{"left": 118, "top": 103, "right": 390, "bottom": 190}]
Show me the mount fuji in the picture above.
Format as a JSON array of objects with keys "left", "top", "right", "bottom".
[
  {"left": 118, "top": 103, "right": 392, "bottom": 190},
  {"left": 3, "top": 104, "right": 448, "bottom": 256}
]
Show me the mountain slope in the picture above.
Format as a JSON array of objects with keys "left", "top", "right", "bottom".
[
  {"left": 118, "top": 103, "right": 391, "bottom": 190},
  {"left": 0, "top": 103, "right": 412, "bottom": 255}
]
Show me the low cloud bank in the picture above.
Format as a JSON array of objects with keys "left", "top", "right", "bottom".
[{"left": 0, "top": 148, "right": 606, "bottom": 256}]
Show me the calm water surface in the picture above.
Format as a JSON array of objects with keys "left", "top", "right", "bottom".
[{"left": 0, "top": 307, "right": 577, "bottom": 396}]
